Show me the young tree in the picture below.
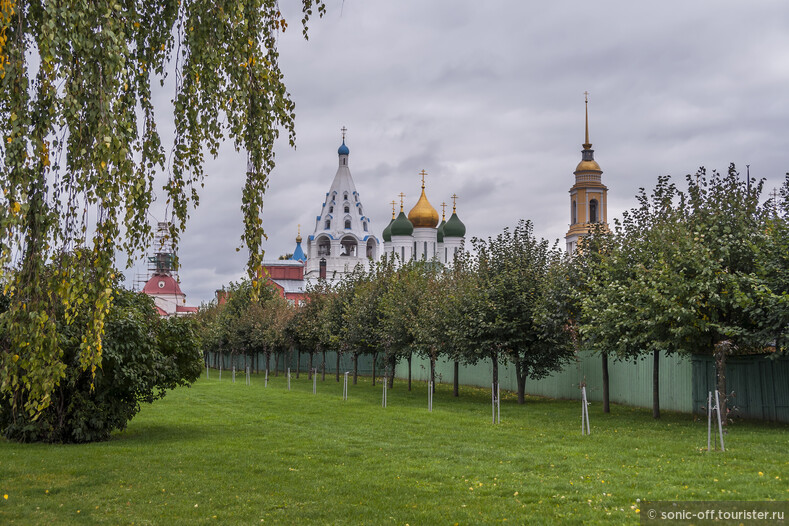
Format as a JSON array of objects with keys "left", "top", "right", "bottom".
[{"left": 469, "top": 220, "right": 574, "bottom": 404}]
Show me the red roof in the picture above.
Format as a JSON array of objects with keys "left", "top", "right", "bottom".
[
  {"left": 142, "top": 275, "right": 184, "bottom": 296},
  {"left": 176, "top": 305, "right": 199, "bottom": 314}
]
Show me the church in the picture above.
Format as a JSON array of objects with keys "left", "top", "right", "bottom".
[
  {"left": 261, "top": 95, "right": 605, "bottom": 302},
  {"left": 274, "top": 129, "right": 468, "bottom": 290}
]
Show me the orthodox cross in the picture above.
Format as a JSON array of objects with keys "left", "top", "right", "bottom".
[
  {"left": 341, "top": 126, "right": 347, "bottom": 141},
  {"left": 769, "top": 188, "right": 780, "bottom": 213},
  {"left": 297, "top": 224, "right": 301, "bottom": 236},
  {"left": 398, "top": 192, "right": 406, "bottom": 211},
  {"left": 390, "top": 200, "right": 397, "bottom": 218},
  {"left": 451, "top": 193, "right": 459, "bottom": 213},
  {"left": 419, "top": 169, "right": 428, "bottom": 188},
  {"left": 441, "top": 202, "right": 447, "bottom": 220}
]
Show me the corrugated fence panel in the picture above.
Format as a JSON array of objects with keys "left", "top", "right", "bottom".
[
  {"left": 395, "top": 350, "right": 694, "bottom": 413},
  {"left": 692, "top": 354, "right": 789, "bottom": 423}
]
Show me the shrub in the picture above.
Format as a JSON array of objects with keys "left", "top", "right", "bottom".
[{"left": 0, "top": 289, "right": 202, "bottom": 443}]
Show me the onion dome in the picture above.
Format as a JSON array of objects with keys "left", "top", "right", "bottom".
[
  {"left": 291, "top": 227, "right": 306, "bottom": 262},
  {"left": 407, "top": 172, "right": 439, "bottom": 228},
  {"left": 390, "top": 211, "right": 414, "bottom": 236},
  {"left": 338, "top": 140, "right": 349, "bottom": 156},
  {"left": 443, "top": 202, "right": 466, "bottom": 238},
  {"left": 382, "top": 218, "right": 394, "bottom": 242}
]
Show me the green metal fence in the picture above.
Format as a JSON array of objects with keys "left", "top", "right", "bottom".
[
  {"left": 692, "top": 354, "right": 789, "bottom": 423},
  {"left": 205, "top": 348, "right": 788, "bottom": 422},
  {"left": 395, "top": 350, "right": 694, "bottom": 413}
]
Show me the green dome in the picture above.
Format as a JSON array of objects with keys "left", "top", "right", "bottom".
[
  {"left": 436, "top": 219, "right": 446, "bottom": 243},
  {"left": 382, "top": 217, "right": 394, "bottom": 242},
  {"left": 390, "top": 211, "right": 414, "bottom": 236},
  {"left": 443, "top": 212, "right": 466, "bottom": 238}
]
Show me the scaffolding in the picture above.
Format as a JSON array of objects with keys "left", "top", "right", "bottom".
[{"left": 149, "top": 222, "right": 177, "bottom": 277}]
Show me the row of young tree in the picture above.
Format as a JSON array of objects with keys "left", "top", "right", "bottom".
[
  {"left": 577, "top": 166, "right": 789, "bottom": 419},
  {"left": 197, "top": 217, "right": 576, "bottom": 405},
  {"left": 204, "top": 166, "right": 789, "bottom": 420}
]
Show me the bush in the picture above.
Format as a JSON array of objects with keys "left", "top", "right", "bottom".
[{"left": 0, "top": 289, "right": 202, "bottom": 443}]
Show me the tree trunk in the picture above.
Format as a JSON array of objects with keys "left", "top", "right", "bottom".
[
  {"left": 296, "top": 349, "right": 301, "bottom": 378},
  {"left": 453, "top": 360, "right": 459, "bottom": 397},
  {"left": 336, "top": 351, "right": 341, "bottom": 382},
  {"left": 515, "top": 358, "right": 526, "bottom": 405},
  {"left": 430, "top": 355, "right": 436, "bottom": 393},
  {"left": 353, "top": 352, "right": 358, "bottom": 385},
  {"left": 322, "top": 349, "right": 326, "bottom": 381},
  {"left": 492, "top": 350, "right": 499, "bottom": 398},
  {"left": 602, "top": 352, "right": 610, "bottom": 413},
  {"left": 372, "top": 352, "right": 377, "bottom": 386},
  {"left": 265, "top": 352, "right": 270, "bottom": 375},
  {"left": 652, "top": 350, "right": 660, "bottom": 419},
  {"left": 388, "top": 355, "right": 395, "bottom": 388},
  {"left": 407, "top": 353, "right": 412, "bottom": 391},
  {"left": 275, "top": 353, "right": 280, "bottom": 377},
  {"left": 308, "top": 352, "right": 313, "bottom": 380},
  {"left": 714, "top": 340, "right": 732, "bottom": 425}
]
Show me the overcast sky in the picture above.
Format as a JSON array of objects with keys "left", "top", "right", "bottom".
[{"left": 127, "top": 0, "right": 789, "bottom": 305}]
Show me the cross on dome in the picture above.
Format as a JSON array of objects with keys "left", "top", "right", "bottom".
[
  {"left": 451, "top": 193, "right": 459, "bottom": 213},
  {"left": 398, "top": 192, "right": 406, "bottom": 211}
]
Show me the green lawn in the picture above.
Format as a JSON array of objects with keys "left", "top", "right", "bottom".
[{"left": 1, "top": 371, "right": 787, "bottom": 525}]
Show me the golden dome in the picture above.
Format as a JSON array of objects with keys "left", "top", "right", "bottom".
[
  {"left": 575, "top": 159, "right": 601, "bottom": 173},
  {"left": 408, "top": 181, "right": 439, "bottom": 229}
]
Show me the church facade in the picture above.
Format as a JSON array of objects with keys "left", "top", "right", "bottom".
[
  {"left": 295, "top": 132, "right": 466, "bottom": 284},
  {"left": 303, "top": 136, "right": 379, "bottom": 282}
]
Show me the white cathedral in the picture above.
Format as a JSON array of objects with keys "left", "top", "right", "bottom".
[{"left": 292, "top": 131, "right": 466, "bottom": 283}]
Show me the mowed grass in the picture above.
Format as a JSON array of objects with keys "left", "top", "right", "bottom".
[{"left": 1, "top": 371, "right": 787, "bottom": 525}]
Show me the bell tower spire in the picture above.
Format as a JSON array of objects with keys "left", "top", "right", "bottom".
[{"left": 565, "top": 93, "right": 608, "bottom": 255}]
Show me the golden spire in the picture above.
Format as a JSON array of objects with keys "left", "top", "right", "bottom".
[
  {"left": 408, "top": 170, "right": 439, "bottom": 228},
  {"left": 398, "top": 192, "right": 406, "bottom": 212},
  {"left": 296, "top": 224, "right": 302, "bottom": 243},
  {"left": 583, "top": 91, "right": 592, "bottom": 150},
  {"left": 390, "top": 200, "right": 397, "bottom": 219},
  {"left": 451, "top": 193, "right": 459, "bottom": 213},
  {"left": 441, "top": 202, "right": 447, "bottom": 221}
]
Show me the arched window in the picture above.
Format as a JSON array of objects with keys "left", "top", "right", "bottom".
[
  {"left": 344, "top": 219, "right": 351, "bottom": 229},
  {"left": 572, "top": 200, "right": 577, "bottom": 224},
  {"left": 343, "top": 192, "right": 348, "bottom": 201},
  {"left": 344, "top": 205, "right": 350, "bottom": 213},
  {"left": 324, "top": 219, "right": 330, "bottom": 229},
  {"left": 358, "top": 206, "right": 362, "bottom": 215},
  {"left": 317, "top": 237, "right": 331, "bottom": 256},
  {"left": 363, "top": 222, "right": 368, "bottom": 232},
  {"left": 423, "top": 241, "right": 427, "bottom": 260},
  {"left": 589, "top": 199, "right": 599, "bottom": 223},
  {"left": 329, "top": 205, "right": 333, "bottom": 213}
]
